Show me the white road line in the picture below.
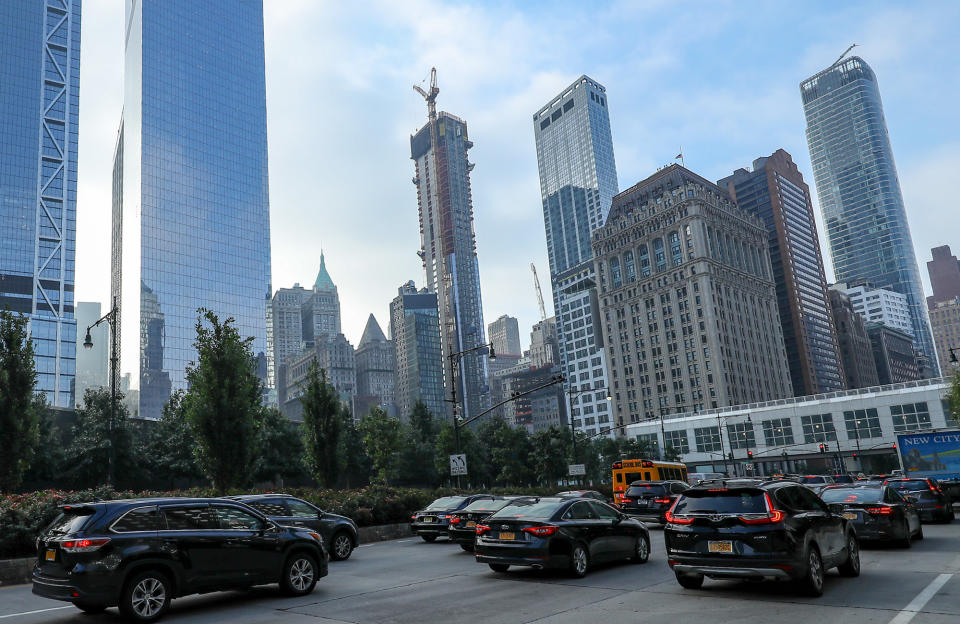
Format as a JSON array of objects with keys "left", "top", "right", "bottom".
[
  {"left": 0, "top": 606, "right": 73, "bottom": 620},
  {"left": 888, "top": 573, "right": 953, "bottom": 624}
]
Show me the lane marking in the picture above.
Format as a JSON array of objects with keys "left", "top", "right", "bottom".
[
  {"left": 888, "top": 573, "right": 953, "bottom": 624},
  {"left": 0, "top": 606, "right": 73, "bottom": 620}
]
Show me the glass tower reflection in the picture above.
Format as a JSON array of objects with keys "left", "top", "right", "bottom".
[{"left": 112, "top": 0, "right": 271, "bottom": 419}]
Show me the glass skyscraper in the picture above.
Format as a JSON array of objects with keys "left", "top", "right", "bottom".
[
  {"left": 112, "top": 0, "right": 272, "bottom": 419},
  {"left": 801, "top": 56, "right": 938, "bottom": 376},
  {"left": 533, "top": 75, "right": 618, "bottom": 438},
  {"left": 0, "top": 1, "right": 80, "bottom": 407}
]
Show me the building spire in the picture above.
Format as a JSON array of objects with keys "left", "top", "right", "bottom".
[{"left": 314, "top": 251, "right": 335, "bottom": 291}]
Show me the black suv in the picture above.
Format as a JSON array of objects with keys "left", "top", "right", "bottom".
[
  {"left": 228, "top": 494, "right": 358, "bottom": 560},
  {"left": 620, "top": 481, "right": 689, "bottom": 524},
  {"left": 664, "top": 479, "right": 860, "bottom": 596},
  {"left": 32, "top": 498, "right": 328, "bottom": 621},
  {"left": 410, "top": 494, "right": 496, "bottom": 541}
]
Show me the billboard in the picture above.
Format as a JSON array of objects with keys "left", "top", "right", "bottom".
[{"left": 897, "top": 430, "right": 960, "bottom": 480}]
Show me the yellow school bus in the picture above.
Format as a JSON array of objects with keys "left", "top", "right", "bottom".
[{"left": 611, "top": 459, "right": 688, "bottom": 504}]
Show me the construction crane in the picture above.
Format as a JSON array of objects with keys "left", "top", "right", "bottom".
[
  {"left": 833, "top": 44, "right": 857, "bottom": 67},
  {"left": 413, "top": 67, "right": 439, "bottom": 120},
  {"left": 531, "top": 263, "right": 547, "bottom": 321}
]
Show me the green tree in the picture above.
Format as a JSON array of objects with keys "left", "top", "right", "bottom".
[
  {"left": 398, "top": 401, "right": 440, "bottom": 487},
  {"left": 487, "top": 417, "right": 534, "bottom": 486},
  {"left": 948, "top": 368, "right": 960, "bottom": 428},
  {"left": 65, "top": 387, "right": 138, "bottom": 489},
  {"left": 183, "top": 310, "right": 264, "bottom": 494},
  {"left": 663, "top": 445, "right": 683, "bottom": 462},
  {"left": 21, "top": 396, "right": 64, "bottom": 488},
  {"left": 435, "top": 421, "right": 491, "bottom": 487},
  {"left": 0, "top": 309, "right": 41, "bottom": 493},
  {"left": 338, "top": 410, "right": 370, "bottom": 488},
  {"left": 300, "top": 361, "right": 342, "bottom": 487},
  {"left": 256, "top": 407, "right": 306, "bottom": 485},
  {"left": 531, "top": 427, "right": 570, "bottom": 485},
  {"left": 146, "top": 390, "right": 204, "bottom": 486},
  {"left": 359, "top": 407, "right": 402, "bottom": 484}
]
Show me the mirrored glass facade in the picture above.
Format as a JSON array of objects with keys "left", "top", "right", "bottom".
[
  {"left": 801, "top": 57, "right": 938, "bottom": 376},
  {"left": 0, "top": 0, "right": 80, "bottom": 407},
  {"left": 112, "top": 0, "right": 271, "bottom": 419}
]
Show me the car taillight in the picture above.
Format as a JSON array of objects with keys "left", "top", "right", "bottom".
[
  {"left": 449, "top": 516, "right": 461, "bottom": 524},
  {"left": 60, "top": 538, "right": 110, "bottom": 553},
  {"left": 522, "top": 525, "right": 558, "bottom": 537},
  {"left": 476, "top": 524, "right": 491, "bottom": 535},
  {"left": 653, "top": 498, "right": 672, "bottom": 504},
  {"left": 739, "top": 493, "right": 785, "bottom": 525},
  {"left": 865, "top": 507, "right": 893, "bottom": 515},
  {"left": 665, "top": 498, "right": 694, "bottom": 525}
]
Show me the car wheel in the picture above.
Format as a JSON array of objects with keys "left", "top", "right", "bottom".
[
  {"left": 330, "top": 531, "right": 354, "bottom": 561},
  {"left": 915, "top": 523, "right": 924, "bottom": 540},
  {"left": 676, "top": 572, "right": 704, "bottom": 589},
  {"left": 488, "top": 563, "right": 509, "bottom": 573},
  {"left": 569, "top": 544, "right": 589, "bottom": 578},
  {"left": 280, "top": 553, "right": 319, "bottom": 596},
  {"left": 799, "top": 547, "right": 825, "bottom": 596},
  {"left": 119, "top": 570, "right": 171, "bottom": 622},
  {"left": 838, "top": 534, "right": 861, "bottom": 577},
  {"left": 632, "top": 534, "right": 650, "bottom": 564},
  {"left": 899, "top": 520, "right": 912, "bottom": 549},
  {"left": 74, "top": 601, "right": 107, "bottom": 614},
  {"left": 421, "top": 535, "right": 437, "bottom": 542},
  {"left": 460, "top": 543, "right": 474, "bottom": 552}
]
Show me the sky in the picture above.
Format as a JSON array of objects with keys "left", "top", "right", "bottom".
[{"left": 75, "top": 0, "right": 960, "bottom": 351}]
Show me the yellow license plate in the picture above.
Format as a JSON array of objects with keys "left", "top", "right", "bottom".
[
  {"left": 843, "top": 512, "right": 858, "bottom": 520},
  {"left": 422, "top": 517, "right": 433, "bottom": 523},
  {"left": 45, "top": 549, "right": 56, "bottom": 561},
  {"left": 708, "top": 541, "right": 733, "bottom": 553},
  {"left": 466, "top": 521, "right": 476, "bottom": 528},
  {"left": 499, "top": 532, "right": 515, "bottom": 541}
]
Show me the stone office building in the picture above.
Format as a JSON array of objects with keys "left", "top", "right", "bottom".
[{"left": 593, "top": 165, "right": 793, "bottom": 436}]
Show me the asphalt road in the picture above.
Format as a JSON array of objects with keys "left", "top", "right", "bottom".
[{"left": 3, "top": 521, "right": 960, "bottom": 624}]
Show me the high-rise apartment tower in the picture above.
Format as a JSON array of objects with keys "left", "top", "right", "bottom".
[
  {"left": 390, "top": 281, "right": 447, "bottom": 421},
  {"left": 488, "top": 314, "right": 522, "bottom": 357}
]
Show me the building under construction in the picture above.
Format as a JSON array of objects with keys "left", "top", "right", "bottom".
[{"left": 411, "top": 69, "right": 490, "bottom": 422}]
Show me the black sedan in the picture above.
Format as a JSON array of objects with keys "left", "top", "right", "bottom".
[
  {"left": 410, "top": 494, "right": 497, "bottom": 542},
  {"left": 883, "top": 478, "right": 954, "bottom": 523},
  {"left": 448, "top": 497, "right": 508, "bottom": 551},
  {"left": 620, "top": 481, "right": 689, "bottom": 524},
  {"left": 228, "top": 494, "right": 358, "bottom": 560},
  {"left": 474, "top": 497, "right": 650, "bottom": 577},
  {"left": 820, "top": 485, "right": 922, "bottom": 546}
]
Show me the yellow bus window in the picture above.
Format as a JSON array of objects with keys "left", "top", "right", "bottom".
[
  {"left": 644, "top": 471, "right": 651, "bottom": 480},
  {"left": 616, "top": 473, "right": 622, "bottom": 482}
]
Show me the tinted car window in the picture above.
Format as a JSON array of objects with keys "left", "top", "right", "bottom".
[
  {"left": 591, "top": 502, "right": 620, "bottom": 519},
  {"left": 491, "top": 500, "right": 562, "bottom": 520},
  {"left": 248, "top": 500, "right": 288, "bottom": 516},
  {"left": 821, "top": 488, "right": 882, "bottom": 504},
  {"left": 287, "top": 500, "right": 318, "bottom": 518},
  {"left": 626, "top": 484, "right": 667, "bottom": 497},
  {"left": 45, "top": 510, "right": 94, "bottom": 536},
  {"left": 564, "top": 502, "right": 598, "bottom": 520},
  {"left": 890, "top": 480, "right": 929, "bottom": 491},
  {"left": 675, "top": 491, "right": 767, "bottom": 514},
  {"left": 464, "top": 499, "right": 508, "bottom": 512},
  {"left": 112, "top": 506, "right": 161, "bottom": 532},
  {"left": 215, "top": 506, "right": 262, "bottom": 530},
  {"left": 671, "top": 483, "right": 689, "bottom": 494},
  {"left": 800, "top": 476, "right": 826, "bottom": 484},
  {"left": 164, "top": 506, "right": 218, "bottom": 530},
  {"left": 885, "top": 488, "right": 905, "bottom": 503},
  {"left": 795, "top": 486, "right": 828, "bottom": 511},
  {"left": 425, "top": 496, "right": 467, "bottom": 511}
]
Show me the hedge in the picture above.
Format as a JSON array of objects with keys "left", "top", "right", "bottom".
[{"left": 1, "top": 484, "right": 611, "bottom": 559}]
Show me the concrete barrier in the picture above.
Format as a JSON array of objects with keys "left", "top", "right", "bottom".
[{"left": 357, "top": 522, "right": 411, "bottom": 544}]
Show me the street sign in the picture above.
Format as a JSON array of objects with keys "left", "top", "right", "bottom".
[
  {"left": 449, "top": 454, "right": 468, "bottom": 476},
  {"left": 568, "top": 464, "right": 586, "bottom": 476}
]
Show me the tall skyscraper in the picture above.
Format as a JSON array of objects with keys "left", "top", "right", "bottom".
[
  {"left": 533, "top": 75, "right": 618, "bottom": 437},
  {"left": 390, "top": 281, "right": 446, "bottom": 420},
  {"left": 828, "top": 288, "right": 880, "bottom": 389},
  {"left": 112, "top": 0, "right": 272, "bottom": 419},
  {"left": 594, "top": 165, "right": 793, "bottom": 439},
  {"left": 302, "top": 253, "right": 340, "bottom": 346},
  {"left": 801, "top": 56, "right": 938, "bottom": 376},
  {"left": 927, "top": 245, "right": 960, "bottom": 306},
  {"left": 411, "top": 73, "right": 488, "bottom": 421},
  {"left": 926, "top": 245, "right": 960, "bottom": 374},
  {"left": 0, "top": 1, "right": 81, "bottom": 407},
  {"left": 720, "top": 150, "right": 844, "bottom": 396},
  {"left": 836, "top": 281, "right": 913, "bottom": 336},
  {"left": 266, "top": 283, "right": 310, "bottom": 404},
  {"left": 866, "top": 323, "right": 919, "bottom": 385},
  {"left": 529, "top": 316, "right": 559, "bottom": 368},
  {"left": 488, "top": 314, "right": 522, "bottom": 357},
  {"left": 355, "top": 313, "right": 396, "bottom": 419}
]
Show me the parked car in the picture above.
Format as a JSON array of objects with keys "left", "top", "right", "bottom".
[
  {"left": 620, "top": 481, "right": 690, "bottom": 524},
  {"left": 799, "top": 475, "right": 835, "bottom": 486},
  {"left": 819, "top": 485, "right": 922, "bottom": 546},
  {"left": 664, "top": 479, "right": 860, "bottom": 596},
  {"left": 32, "top": 498, "right": 327, "bottom": 622},
  {"left": 554, "top": 490, "right": 608, "bottom": 502},
  {"left": 410, "top": 495, "right": 497, "bottom": 542},
  {"left": 883, "top": 478, "right": 954, "bottom": 523},
  {"left": 831, "top": 474, "right": 855, "bottom": 484},
  {"left": 227, "top": 494, "right": 358, "bottom": 560},
  {"left": 448, "top": 497, "right": 538, "bottom": 551},
  {"left": 474, "top": 497, "right": 650, "bottom": 577}
]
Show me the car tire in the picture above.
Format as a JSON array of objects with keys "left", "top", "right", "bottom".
[
  {"left": 899, "top": 520, "right": 912, "bottom": 549},
  {"left": 569, "top": 544, "right": 589, "bottom": 578},
  {"left": 676, "top": 572, "right": 704, "bottom": 589},
  {"left": 915, "top": 524, "right": 924, "bottom": 540},
  {"left": 119, "top": 569, "right": 171, "bottom": 622},
  {"left": 74, "top": 602, "right": 107, "bottom": 614},
  {"left": 838, "top": 534, "right": 861, "bottom": 577},
  {"left": 280, "top": 553, "right": 319, "bottom": 597},
  {"left": 330, "top": 531, "right": 354, "bottom": 561},
  {"left": 488, "top": 563, "right": 509, "bottom": 573},
  {"left": 460, "top": 543, "right": 474, "bottom": 552},
  {"left": 632, "top": 534, "right": 650, "bottom": 564},
  {"left": 421, "top": 535, "right": 437, "bottom": 542},
  {"left": 799, "top": 547, "right": 825, "bottom": 596}
]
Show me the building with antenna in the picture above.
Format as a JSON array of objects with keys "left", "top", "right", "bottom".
[{"left": 410, "top": 69, "right": 490, "bottom": 422}]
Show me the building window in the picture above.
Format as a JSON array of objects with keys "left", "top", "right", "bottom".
[
  {"left": 843, "top": 409, "right": 882, "bottom": 439},
  {"left": 610, "top": 257, "right": 622, "bottom": 288},
  {"left": 762, "top": 418, "right": 794, "bottom": 447},
  {"left": 670, "top": 231, "right": 683, "bottom": 266},
  {"left": 694, "top": 426, "right": 721, "bottom": 453},
  {"left": 638, "top": 244, "right": 651, "bottom": 277},
  {"left": 636, "top": 433, "right": 659, "bottom": 456},
  {"left": 801, "top": 414, "right": 837, "bottom": 443},
  {"left": 664, "top": 429, "right": 690, "bottom": 454},
  {"left": 624, "top": 251, "right": 636, "bottom": 282},
  {"left": 654, "top": 238, "right": 666, "bottom": 273},
  {"left": 726, "top": 421, "right": 755, "bottom": 450},
  {"left": 890, "top": 403, "right": 932, "bottom": 433}
]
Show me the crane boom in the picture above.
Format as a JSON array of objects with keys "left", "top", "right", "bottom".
[
  {"left": 413, "top": 67, "right": 439, "bottom": 120},
  {"left": 833, "top": 43, "right": 857, "bottom": 67},
  {"left": 531, "top": 263, "right": 547, "bottom": 321}
]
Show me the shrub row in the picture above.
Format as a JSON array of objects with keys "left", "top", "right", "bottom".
[{"left": 1, "top": 484, "right": 611, "bottom": 559}]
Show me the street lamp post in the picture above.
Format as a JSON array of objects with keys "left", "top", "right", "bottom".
[
  {"left": 446, "top": 342, "right": 496, "bottom": 487},
  {"left": 82, "top": 296, "right": 119, "bottom": 487}
]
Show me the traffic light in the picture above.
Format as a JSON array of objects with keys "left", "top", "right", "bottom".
[
  {"left": 818, "top": 443, "right": 825, "bottom": 454},
  {"left": 747, "top": 450, "right": 754, "bottom": 459},
  {"left": 728, "top": 452, "right": 734, "bottom": 461}
]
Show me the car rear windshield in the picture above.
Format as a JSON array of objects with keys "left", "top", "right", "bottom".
[
  {"left": 889, "top": 480, "right": 928, "bottom": 491},
  {"left": 626, "top": 484, "right": 667, "bottom": 497},
  {"left": 820, "top": 488, "right": 882, "bottom": 503},
  {"left": 800, "top": 476, "right": 826, "bottom": 484},
  {"left": 489, "top": 500, "right": 562, "bottom": 520},
  {"left": 674, "top": 490, "right": 767, "bottom": 514},
  {"left": 464, "top": 499, "right": 507, "bottom": 512},
  {"left": 425, "top": 496, "right": 467, "bottom": 511},
  {"left": 44, "top": 509, "right": 95, "bottom": 536}
]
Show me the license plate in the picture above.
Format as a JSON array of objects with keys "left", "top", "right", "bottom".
[
  {"left": 842, "top": 512, "right": 858, "bottom": 520},
  {"left": 499, "top": 532, "right": 516, "bottom": 541},
  {"left": 638, "top": 500, "right": 649, "bottom": 507},
  {"left": 708, "top": 541, "right": 733, "bottom": 553},
  {"left": 44, "top": 549, "right": 56, "bottom": 562},
  {"left": 466, "top": 521, "right": 476, "bottom": 528},
  {"left": 422, "top": 516, "right": 433, "bottom": 523}
]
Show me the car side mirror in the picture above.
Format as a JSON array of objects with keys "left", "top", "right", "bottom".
[
  {"left": 827, "top": 503, "right": 845, "bottom": 514},
  {"left": 261, "top": 521, "right": 278, "bottom": 534}
]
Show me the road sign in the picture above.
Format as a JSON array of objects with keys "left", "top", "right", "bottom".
[
  {"left": 449, "top": 454, "right": 467, "bottom": 476},
  {"left": 568, "top": 464, "right": 586, "bottom": 476}
]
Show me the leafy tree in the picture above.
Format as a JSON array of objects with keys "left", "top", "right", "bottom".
[
  {"left": 21, "top": 395, "right": 64, "bottom": 489},
  {"left": 487, "top": 417, "right": 534, "bottom": 486},
  {"left": 146, "top": 390, "right": 203, "bottom": 486},
  {"left": 65, "top": 387, "right": 138, "bottom": 489},
  {"left": 531, "top": 427, "right": 570, "bottom": 485},
  {"left": 398, "top": 401, "right": 440, "bottom": 487},
  {"left": 338, "top": 410, "right": 370, "bottom": 488},
  {"left": 434, "top": 421, "right": 489, "bottom": 487},
  {"left": 948, "top": 368, "right": 960, "bottom": 428},
  {"left": 300, "top": 361, "right": 342, "bottom": 487},
  {"left": 663, "top": 445, "right": 683, "bottom": 462},
  {"left": 0, "top": 309, "right": 41, "bottom": 493},
  {"left": 359, "top": 407, "right": 402, "bottom": 485},
  {"left": 256, "top": 407, "right": 306, "bottom": 485},
  {"left": 183, "top": 309, "right": 264, "bottom": 494}
]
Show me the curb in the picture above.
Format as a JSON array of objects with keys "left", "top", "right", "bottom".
[{"left": 356, "top": 522, "right": 411, "bottom": 544}]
